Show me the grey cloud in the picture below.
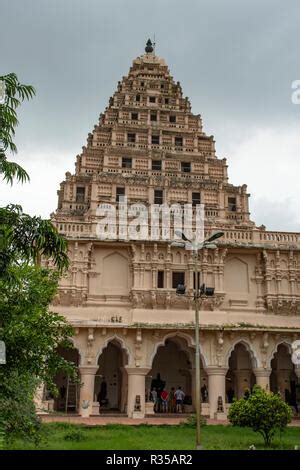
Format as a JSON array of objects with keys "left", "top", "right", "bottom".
[
  {"left": 0, "top": 0, "right": 299, "bottom": 230},
  {"left": 250, "top": 197, "right": 300, "bottom": 233}
]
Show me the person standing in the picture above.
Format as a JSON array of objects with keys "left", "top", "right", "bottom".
[
  {"left": 160, "top": 388, "right": 169, "bottom": 413},
  {"left": 151, "top": 373, "right": 165, "bottom": 412},
  {"left": 174, "top": 386, "right": 185, "bottom": 413},
  {"left": 201, "top": 384, "right": 208, "bottom": 403},
  {"left": 151, "top": 387, "right": 158, "bottom": 413}
]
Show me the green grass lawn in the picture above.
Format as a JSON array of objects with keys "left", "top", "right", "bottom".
[{"left": 6, "top": 423, "right": 300, "bottom": 450}]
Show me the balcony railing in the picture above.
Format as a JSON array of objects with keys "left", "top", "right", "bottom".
[{"left": 53, "top": 220, "right": 300, "bottom": 248}]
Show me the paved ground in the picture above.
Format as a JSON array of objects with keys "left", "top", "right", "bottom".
[
  {"left": 40, "top": 414, "right": 228, "bottom": 426},
  {"left": 40, "top": 414, "right": 300, "bottom": 427}
]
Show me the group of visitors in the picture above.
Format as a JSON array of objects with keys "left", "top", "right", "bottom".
[{"left": 150, "top": 386, "right": 186, "bottom": 413}]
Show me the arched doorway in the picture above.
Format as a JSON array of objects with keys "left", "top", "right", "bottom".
[
  {"left": 95, "top": 340, "right": 128, "bottom": 413},
  {"left": 270, "top": 344, "right": 298, "bottom": 409},
  {"left": 52, "top": 346, "right": 80, "bottom": 413},
  {"left": 226, "top": 343, "right": 256, "bottom": 402},
  {"left": 148, "top": 336, "right": 207, "bottom": 413}
]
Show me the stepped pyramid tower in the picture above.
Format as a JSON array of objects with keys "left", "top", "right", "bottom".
[
  {"left": 53, "top": 39, "right": 251, "bottom": 233},
  {"left": 43, "top": 40, "right": 300, "bottom": 420}
]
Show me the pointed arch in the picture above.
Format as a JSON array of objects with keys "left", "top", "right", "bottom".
[
  {"left": 267, "top": 340, "right": 292, "bottom": 368},
  {"left": 225, "top": 339, "right": 259, "bottom": 368},
  {"left": 95, "top": 335, "right": 132, "bottom": 365},
  {"left": 149, "top": 331, "right": 208, "bottom": 368},
  {"left": 68, "top": 337, "right": 82, "bottom": 366},
  {"left": 95, "top": 335, "right": 130, "bottom": 412}
]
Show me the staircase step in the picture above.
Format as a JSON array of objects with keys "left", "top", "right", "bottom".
[{"left": 146, "top": 413, "right": 191, "bottom": 418}]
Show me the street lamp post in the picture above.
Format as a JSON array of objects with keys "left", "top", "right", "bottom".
[
  {"left": 193, "top": 247, "right": 201, "bottom": 449},
  {"left": 172, "top": 230, "right": 224, "bottom": 450}
]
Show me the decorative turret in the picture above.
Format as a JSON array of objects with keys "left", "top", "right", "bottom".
[{"left": 145, "top": 38, "right": 154, "bottom": 53}]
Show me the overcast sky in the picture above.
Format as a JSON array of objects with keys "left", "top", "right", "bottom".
[{"left": 1, "top": 0, "right": 300, "bottom": 231}]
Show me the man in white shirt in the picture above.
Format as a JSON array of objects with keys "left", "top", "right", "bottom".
[{"left": 174, "top": 386, "right": 185, "bottom": 413}]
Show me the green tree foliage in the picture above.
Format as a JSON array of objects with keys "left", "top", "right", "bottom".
[
  {"left": 0, "top": 265, "right": 77, "bottom": 444},
  {"left": 0, "top": 265, "right": 75, "bottom": 386},
  {"left": 0, "top": 73, "right": 35, "bottom": 184},
  {"left": 0, "top": 73, "right": 68, "bottom": 274},
  {"left": 0, "top": 74, "right": 74, "bottom": 444},
  {"left": 228, "top": 385, "right": 292, "bottom": 447},
  {"left": 0, "top": 371, "right": 41, "bottom": 445},
  {"left": 0, "top": 204, "right": 69, "bottom": 275}
]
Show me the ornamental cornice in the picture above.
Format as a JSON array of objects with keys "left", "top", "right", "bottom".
[{"left": 265, "top": 295, "right": 300, "bottom": 315}]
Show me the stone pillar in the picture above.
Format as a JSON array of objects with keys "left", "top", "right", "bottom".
[
  {"left": 120, "top": 367, "right": 128, "bottom": 413},
  {"left": 126, "top": 367, "right": 150, "bottom": 418},
  {"left": 188, "top": 268, "right": 193, "bottom": 291},
  {"left": 213, "top": 267, "right": 219, "bottom": 291},
  {"left": 206, "top": 367, "right": 228, "bottom": 419},
  {"left": 152, "top": 268, "right": 156, "bottom": 288},
  {"left": 79, "top": 366, "right": 98, "bottom": 417},
  {"left": 253, "top": 368, "right": 272, "bottom": 391},
  {"left": 166, "top": 268, "right": 170, "bottom": 289}
]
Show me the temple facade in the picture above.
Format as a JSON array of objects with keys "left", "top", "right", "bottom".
[{"left": 42, "top": 40, "right": 300, "bottom": 419}]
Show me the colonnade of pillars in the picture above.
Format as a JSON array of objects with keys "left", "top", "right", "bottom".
[
  {"left": 206, "top": 367, "right": 272, "bottom": 418},
  {"left": 79, "top": 365, "right": 276, "bottom": 419},
  {"left": 79, "top": 366, "right": 151, "bottom": 418}
]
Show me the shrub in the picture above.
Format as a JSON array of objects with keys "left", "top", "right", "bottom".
[
  {"left": 228, "top": 385, "right": 292, "bottom": 447},
  {"left": 0, "top": 370, "right": 42, "bottom": 446}
]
